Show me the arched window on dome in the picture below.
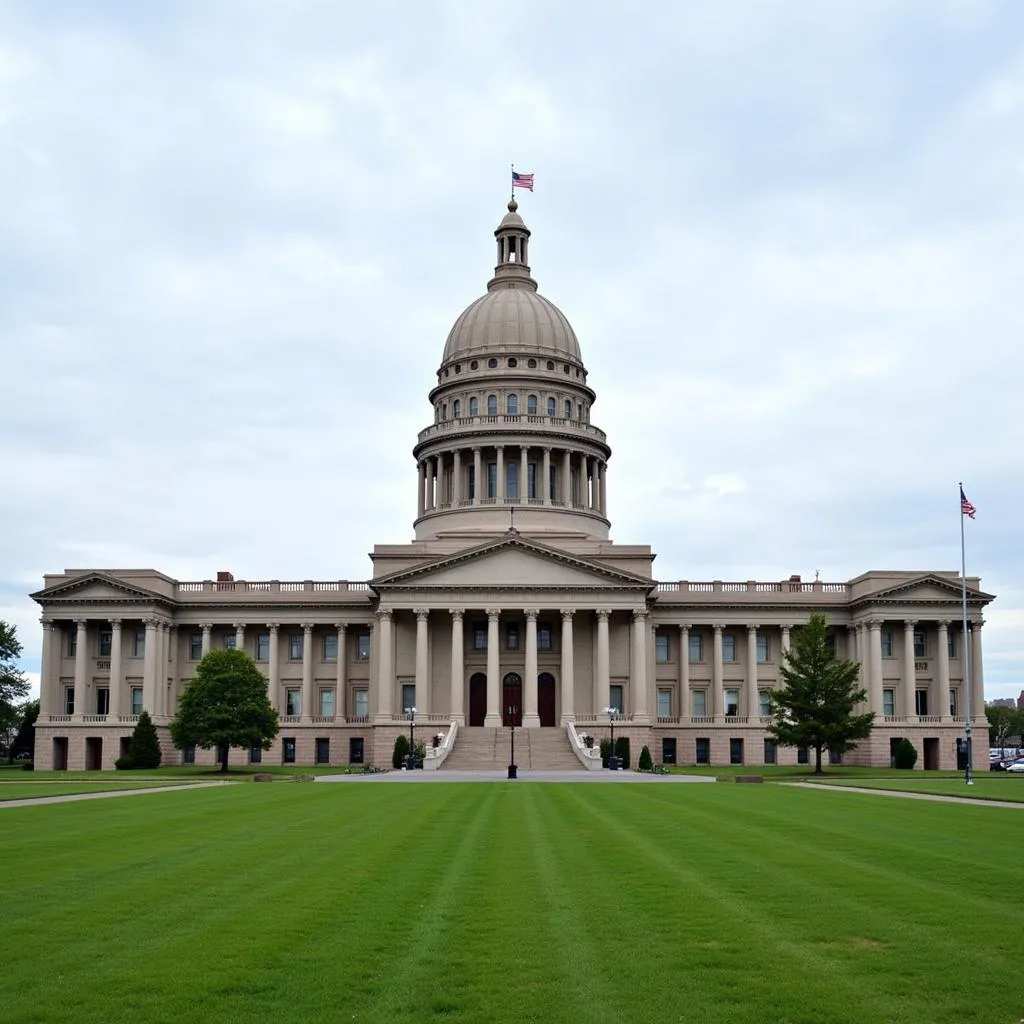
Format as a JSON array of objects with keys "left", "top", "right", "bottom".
[
  {"left": 470, "top": 360, "right": 479, "bottom": 370},
  {"left": 441, "top": 403, "right": 447, "bottom": 421},
  {"left": 453, "top": 399, "right": 461, "bottom": 419},
  {"left": 488, "top": 358, "right": 498, "bottom": 369},
  {"left": 546, "top": 361, "right": 555, "bottom": 371},
  {"left": 564, "top": 399, "right": 572, "bottom": 419},
  {"left": 469, "top": 397, "right": 479, "bottom": 417},
  {"left": 527, "top": 358, "right": 537, "bottom": 368},
  {"left": 507, "top": 394, "right": 518, "bottom": 415},
  {"left": 547, "top": 397, "right": 556, "bottom": 417},
  {"left": 487, "top": 395, "right": 497, "bottom": 416},
  {"left": 527, "top": 395, "right": 537, "bottom": 416},
  {"left": 508, "top": 357, "right": 517, "bottom": 368}
]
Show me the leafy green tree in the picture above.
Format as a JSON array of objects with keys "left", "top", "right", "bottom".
[
  {"left": 11, "top": 698, "right": 39, "bottom": 762},
  {"left": 986, "top": 705, "right": 1018, "bottom": 756},
  {"left": 768, "top": 613, "right": 875, "bottom": 774},
  {"left": 127, "top": 710, "right": 162, "bottom": 769},
  {"left": 1, "top": 621, "right": 30, "bottom": 759},
  {"left": 392, "top": 733, "right": 410, "bottom": 769},
  {"left": 170, "top": 649, "right": 278, "bottom": 773},
  {"left": 892, "top": 737, "right": 918, "bottom": 769}
]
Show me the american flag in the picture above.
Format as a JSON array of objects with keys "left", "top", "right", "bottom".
[
  {"left": 512, "top": 170, "right": 534, "bottom": 192},
  {"left": 960, "top": 486, "right": 977, "bottom": 519}
]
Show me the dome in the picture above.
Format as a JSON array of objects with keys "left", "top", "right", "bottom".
[{"left": 442, "top": 287, "right": 582, "bottom": 363}]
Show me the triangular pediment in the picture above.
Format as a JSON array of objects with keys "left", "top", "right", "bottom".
[
  {"left": 31, "top": 573, "right": 168, "bottom": 605},
  {"left": 372, "top": 533, "right": 653, "bottom": 591},
  {"left": 855, "top": 574, "right": 994, "bottom": 605}
]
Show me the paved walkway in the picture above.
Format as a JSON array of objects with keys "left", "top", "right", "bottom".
[
  {"left": 0, "top": 781, "right": 233, "bottom": 808},
  {"left": 316, "top": 770, "right": 718, "bottom": 783},
  {"left": 785, "top": 782, "right": 1024, "bottom": 809}
]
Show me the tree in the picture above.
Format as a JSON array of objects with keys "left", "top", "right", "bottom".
[
  {"left": 768, "top": 613, "right": 875, "bottom": 774},
  {"left": 127, "top": 710, "right": 162, "bottom": 769},
  {"left": 892, "top": 737, "right": 918, "bottom": 770},
  {"left": 986, "top": 705, "right": 1018, "bottom": 756},
  {"left": 392, "top": 733, "right": 410, "bottom": 769},
  {"left": 170, "top": 649, "right": 278, "bottom": 772},
  {"left": 11, "top": 698, "right": 39, "bottom": 762},
  {"left": 638, "top": 744, "right": 654, "bottom": 772},
  {"left": 1, "top": 621, "right": 30, "bottom": 759}
]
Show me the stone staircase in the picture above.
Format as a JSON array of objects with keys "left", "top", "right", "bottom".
[{"left": 441, "top": 726, "right": 584, "bottom": 772}]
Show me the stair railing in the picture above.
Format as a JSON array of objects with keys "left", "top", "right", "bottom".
[
  {"left": 566, "top": 722, "right": 603, "bottom": 771},
  {"left": 423, "top": 721, "right": 458, "bottom": 771}
]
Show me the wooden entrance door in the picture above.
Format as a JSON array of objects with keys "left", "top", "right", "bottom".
[
  {"left": 538, "top": 673, "right": 556, "bottom": 726},
  {"left": 502, "top": 673, "right": 522, "bottom": 726},
  {"left": 469, "top": 673, "right": 487, "bottom": 727}
]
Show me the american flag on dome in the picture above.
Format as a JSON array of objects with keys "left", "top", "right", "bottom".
[
  {"left": 960, "top": 486, "right": 977, "bottom": 519},
  {"left": 512, "top": 170, "right": 534, "bottom": 192}
]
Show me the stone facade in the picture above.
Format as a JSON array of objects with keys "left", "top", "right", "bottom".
[{"left": 30, "top": 201, "right": 994, "bottom": 771}]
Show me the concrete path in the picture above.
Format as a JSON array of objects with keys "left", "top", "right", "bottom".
[
  {"left": 0, "top": 781, "right": 233, "bottom": 808},
  {"left": 315, "top": 770, "right": 718, "bottom": 783},
  {"left": 785, "top": 782, "right": 1024, "bottom": 809}
]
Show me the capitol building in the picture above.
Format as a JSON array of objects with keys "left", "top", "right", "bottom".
[{"left": 31, "top": 201, "right": 994, "bottom": 772}]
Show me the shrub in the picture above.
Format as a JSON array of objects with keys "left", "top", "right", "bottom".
[
  {"left": 893, "top": 738, "right": 918, "bottom": 770},
  {"left": 128, "top": 710, "right": 162, "bottom": 769},
  {"left": 638, "top": 745, "right": 654, "bottom": 772},
  {"left": 599, "top": 739, "right": 612, "bottom": 768},
  {"left": 614, "top": 736, "right": 631, "bottom": 770},
  {"left": 114, "top": 756, "right": 135, "bottom": 771},
  {"left": 392, "top": 734, "right": 410, "bottom": 769}
]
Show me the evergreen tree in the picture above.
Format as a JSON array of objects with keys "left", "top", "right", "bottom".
[
  {"left": 638, "top": 744, "right": 654, "bottom": 772},
  {"left": 893, "top": 737, "right": 918, "bottom": 769},
  {"left": 129, "top": 710, "right": 162, "bottom": 769},
  {"left": 392, "top": 733, "right": 410, "bottom": 769},
  {"left": 768, "top": 612, "right": 875, "bottom": 774}
]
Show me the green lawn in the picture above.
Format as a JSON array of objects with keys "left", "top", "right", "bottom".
[
  {"left": 799, "top": 774, "right": 1024, "bottom": 802},
  {"left": 1, "top": 783, "right": 1018, "bottom": 1023}
]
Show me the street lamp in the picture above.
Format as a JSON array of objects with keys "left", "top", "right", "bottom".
[
  {"left": 406, "top": 706, "right": 417, "bottom": 770},
  {"left": 507, "top": 704, "right": 518, "bottom": 779},
  {"left": 604, "top": 706, "right": 620, "bottom": 770}
]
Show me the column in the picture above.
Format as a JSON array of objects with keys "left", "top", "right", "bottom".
[
  {"left": 167, "top": 625, "right": 178, "bottom": 719},
  {"left": 970, "top": 620, "right": 985, "bottom": 719},
  {"left": 746, "top": 625, "right": 759, "bottom": 719},
  {"left": 375, "top": 610, "right": 393, "bottom": 721},
  {"left": 562, "top": 449, "right": 571, "bottom": 504},
  {"left": 301, "top": 623, "right": 314, "bottom": 721},
  {"left": 937, "top": 620, "right": 952, "bottom": 722},
  {"left": 72, "top": 619, "right": 89, "bottom": 718},
  {"left": 520, "top": 447, "right": 529, "bottom": 503},
  {"left": 267, "top": 624, "right": 280, "bottom": 710},
  {"left": 417, "top": 460, "right": 426, "bottom": 517},
  {"left": 523, "top": 609, "right": 539, "bottom": 727},
  {"left": 560, "top": 609, "right": 575, "bottom": 724},
  {"left": 414, "top": 609, "right": 430, "bottom": 715},
  {"left": 201, "top": 623, "right": 212, "bottom": 657},
  {"left": 631, "top": 609, "right": 649, "bottom": 723},
  {"left": 39, "top": 619, "right": 55, "bottom": 718},
  {"left": 157, "top": 623, "right": 169, "bottom": 717},
  {"left": 712, "top": 624, "right": 724, "bottom": 720},
  {"left": 335, "top": 623, "right": 347, "bottom": 719},
  {"left": 235, "top": 622, "right": 245, "bottom": 652},
  {"left": 142, "top": 618, "right": 158, "bottom": 714},
  {"left": 485, "top": 610, "right": 501, "bottom": 726},
  {"left": 542, "top": 448, "right": 552, "bottom": 505},
  {"left": 852, "top": 623, "right": 866, "bottom": 711},
  {"left": 453, "top": 449, "right": 462, "bottom": 505},
  {"left": 449, "top": 610, "right": 465, "bottom": 725},
  {"left": 902, "top": 620, "right": 917, "bottom": 721},
  {"left": 678, "top": 624, "right": 690, "bottom": 719},
  {"left": 472, "top": 448, "right": 482, "bottom": 506},
  {"left": 780, "top": 625, "right": 791, "bottom": 654},
  {"left": 594, "top": 610, "right": 610, "bottom": 716},
  {"left": 599, "top": 461, "right": 608, "bottom": 517},
  {"left": 868, "top": 620, "right": 884, "bottom": 716},
  {"left": 103, "top": 619, "right": 121, "bottom": 720},
  {"left": 496, "top": 447, "right": 505, "bottom": 502}
]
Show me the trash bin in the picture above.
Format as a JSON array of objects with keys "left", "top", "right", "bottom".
[
  {"left": 608, "top": 755, "right": 619, "bottom": 771},
  {"left": 507, "top": 764, "right": 518, "bottom": 779}
]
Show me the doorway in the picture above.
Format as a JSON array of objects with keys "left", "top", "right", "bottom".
[
  {"left": 923, "top": 737, "right": 939, "bottom": 770},
  {"left": 469, "top": 673, "right": 487, "bottom": 726},
  {"left": 502, "top": 673, "right": 522, "bottom": 725},
  {"left": 85, "top": 737, "right": 102, "bottom": 771},
  {"left": 538, "top": 673, "right": 556, "bottom": 726},
  {"left": 53, "top": 736, "right": 68, "bottom": 771}
]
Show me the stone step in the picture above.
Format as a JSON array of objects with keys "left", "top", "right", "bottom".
[{"left": 442, "top": 726, "right": 584, "bottom": 771}]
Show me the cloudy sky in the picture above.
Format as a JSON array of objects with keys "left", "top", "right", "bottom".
[{"left": 2, "top": 0, "right": 1021, "bottom": 701}]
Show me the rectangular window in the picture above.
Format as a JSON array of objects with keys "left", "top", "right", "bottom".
[
  {"left": 828, "top": 749, "right": 843, "bottom": 765},
  {"left": 725, "top": 689, "right": 739, "bottom": 717},
  {"left": 657, "top": 689, "right": 672, "bottom": 719},
  {"left": 949, "top": 689, "right": 958, "bottom": 717},
  {"left": 286, "top": 689, "right": 301, "bottom": 717},
  {"left": 913, "top": 631, "right": 926, "bottom": 658},
  {"left": 487, "top": 462, "right": 497, "bottom": 498},
  {"left": 763, "top": 739, "right": 777, "bottom": 764},
  {"left": 824, "top": 633, "right": 836, "bottom": 654},
  {"left": 756, "top": 634, "right": 769, "bottom": 663},
  {"left": 223, "top": 634, "right": 236, "bottom": 650},
  {"left": 881, "top": 630, "right": 893, "bottom": 657},
  {"left": 689, "top": 634, "right": 703, "bottom": 662},
  {"left": 349, "top": 737, "right": 365, "bottom": 764},
  {"left": 132, "top": 630, "right": 146, "bottom": 657},
  {"left": 320, "top": 689, "right": 335, "bottom": 718},
  {"left": 323, "top": 634, "right": 338, "bottom": 662},
  {"left": 99, "top": 631, "right": 112, "bottom": 657},
  {"left": 315, "top": 738, "right": 330, "bottom": 765},
  {"left": 467, "top": 465, "right": 475, "bottom": 500},
  {"left": 758, "top": 690, "right": 771, "bottom": 717},
  {"left": 282, "top": 738, "right": 296, "bottom": 764},
  {"left": 662, "top": 737, "right": 677, "bottom": 765},
  {"left": 131, "top": 687, "right": 143, "bottom": 716},
  {"left": 402, "top": 684, "right": 416, "bottom": 714},
  {"left": 256, "top": 633, "right": 270, "bottom": 661},
  {"left": 948, "top": 631, "right": 957, "bottom": 658},
  {"left": 797, "top": 746, "right": 809, "bottom": 765},
  {"left": 67, "top": 631, "right": 77, "bottom": 657},
  {"left": 609, "top": 684, "right": 624, "bottom": 714},
  {"left": 96, "top": 688, "right": 109, "bottom": 715},
  {"left": 289, "top": 634, "right": 303, "bottom": 660},
  {"left": 355, "top": 632, "right": 370, "bottom": 661},
  {"left": 473, "top": 623, "right": 487, "bottom": 650},
  {"left": 183, "top": 744, "right": 196, "bottom": 764},
  {"left": 507, "top": 461, "right": 519, "bottom": 499},
  {"left": 883, "top": 688, "right": 895, "bottom": 717},
  {"left": 655, "top": 633, "right": 670, "bottom": 663},
  {"left": 506, "top": 624, "right": 519, "bottom": 651},
  {"left": 528, "top": 462, "right": 537, "bottom": 499},
  {"left": 250, "top": 744, "right": 262, "bottom": 764},
  {"left": 695, "top": 737, "right": 710, "bottom": 765},
  {"left": 691, "top": 690, "right": 707, "bottom": 717},
  {"left": 915, "top": 690, "right": 929, "bottom": 716},
  {"left": 723, "top": 635, "right": 737, "bottom": 661},
  {"left": 729, "top": 738, "right": 744, "bottom": 765},
  {"left": 64, "top": 687, "right": 75, "bottom": 715},
  {"left": 549, "top": 465, "right": 556, "bottom": 501},
  {"left": 189, "top": 633, "right": 203, "bottom": 660},
  {"left": 537, "top": 622, "right": 552, "bottom": 650},
  {"left": 354, "top": 689, "right": 369, "bottom": 719}
]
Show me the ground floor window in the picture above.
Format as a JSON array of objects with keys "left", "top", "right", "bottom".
[
  {"left": 250, "top": 745, "right": 262, "bottom": 764},
  {"left": 828, "top": 749, "right": 843, "bottom": 765},
  {"left": 315, "top": 738, "right": 330, "bottom": 764},
  {"left": 730, "top": 738, "right": 744, "bottom": 764},
  {"left": 183, "top": 744, "right": 196, "bottom": 764},
  {"left": 695, "top": 737, "right": 710, "bottom": 765},
  {"left": 661, "top": 737, "right": 676, "bottom": 764},
  {"left": 283, "top": 737, "right": 296, "bottom": 764},
  {"left": 349, "top": 737, "right": 365, "bottom": 764},
  {"left": 797, "top": 746, "right": 809, "bottom": 764},
  {"left": 763, "top": 739, "right": 776, "bottom": 764}
]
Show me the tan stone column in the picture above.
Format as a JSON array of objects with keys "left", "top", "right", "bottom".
[
  {"left": 426, "top": 459, "right": 436, "bottom": 511},
  {"left": 599, "top": 461, "right": 608, "bottom": 517},
  {"left": 167, "top": 625, "right": 178, "bottom": 718},
  {"left": 523, "top": 609, "right": 539, "bottom": 727},
  {"left": 631, "top": 609, "right": 649, "bottom": 723},
  {"left": 520, "top": 447, "right": 529, "bottom": 502},
  {"left": 235, "top": 622, "right": 245, "bottom": 652},
  {"left": 201, "top": 623, "right": 212, "bottom": 657},
  {"left": 594, "top": 610, "right": 610, "bottom": 716},
  {"left": 335, "top": 623, "right": 347, "bottom": 719},
  {"left": 375, "top": 610, "right": 394, "bottom": 721},
  {"left": 142, "top": 618, "right": 159, "bottom": 715},
  {"left": 780, "top": 625, "right": 791, "bottom": 654},
  {"left": 415, "top": 609, "right": 430, "bottom": 715},
  {"left": 417, "top": 460, "right": 426, "bottom": 517},
  {"left": 301, "top": 623, "right": 314, "bottom": 721},
  {"left": 72, "top": 618, "right": 89, "bottom": 719},
  {"left": 267, "top": 624, "right": 280, "bottom": 710},
  {"left": 472, "top": 447, "right": 482, "bottom": 506},
  {"left": 970, "top": 620, "right": 985, "bottom": 718},
  {"left": 449, "top": 610, "right": 465, "bottom": 724},
  {"left": 157, "top": 623, "right": 169, "bottom": 717},
  {"left": 562, "top": 449, "right": 571, "bottom": 504},
  {"left": 746, "top": 624, "right": 759, "bottom": 719},
  {"left": 868, "top": 619, "right": 884, "bottom": 716},
  {"left": 542, "top": 448, "right": 552, "bottom": 504},
  {"left": 38, "top": 619, "right": 55, "bottom": 718},
  {"left": 453, "top": 449, "right": 462, "bottom": 504},
  {"left": 712, "top": 624, "right": 724, "bottom": 720},
  {"left": 560, "top": 609, "right": 575, "bottom": 723},
  {"left": 496, "top": 446, "right": 505, "bottom": 502},
  {"left": 107, "top": 619, "right": 122, "bottom": 720},
  {"left": 902, "top": 620, "right": 917, "bottom": 721},
  {"left": 679, "top": 624, "right": 690, "bottom": 719},
  {"left": 485, "top": 609, "right": 501, "bottom": 726},
  {"left": 937, "top": 620, "right": 951, "bottom": 721}
]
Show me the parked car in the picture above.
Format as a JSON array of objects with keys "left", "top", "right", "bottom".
[{"left": 1006, "top": 760, "right": 1024, "bottom": 773}]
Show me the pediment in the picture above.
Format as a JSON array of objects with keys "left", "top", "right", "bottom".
[
  {"left": 32, "top": 573, "right": 168, "bottom": 605},
  {"left": 856, "top": 574, "right": 994, "bottom": 605},
  {"left": 372, "top": 534, "right": 653, "bottom": 591}
]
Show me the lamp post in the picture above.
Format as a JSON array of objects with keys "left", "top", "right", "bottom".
[
  {"left": 507, "top": 704, "right": 518, "bottom": 779},
  {"left": 406, "top": 705, "right": 417, "bottom": 770},
  {"left": 605, "top": 705, "right": 619, "bottom": 770}
]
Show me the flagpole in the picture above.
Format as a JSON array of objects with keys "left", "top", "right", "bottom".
[
  {"left": 960, "top": 481, "right": 972, "bottom": 785},
  {"left": 510, "top": 162, "right": 514, "bottom": 202}
]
